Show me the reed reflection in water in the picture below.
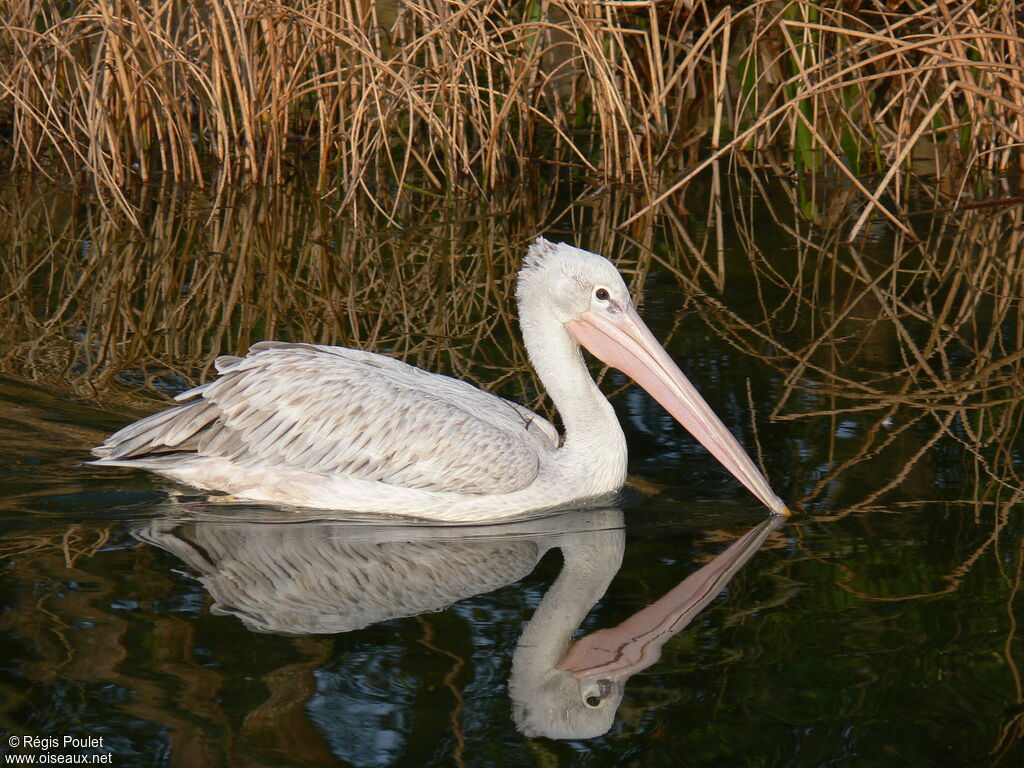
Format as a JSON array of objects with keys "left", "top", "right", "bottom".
[{"left": 1, "top": 169, "right": 1022, "bottom": 763}]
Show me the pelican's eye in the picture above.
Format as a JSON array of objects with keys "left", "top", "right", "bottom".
[
  {"left": 581, "top": 678, "right": 615, "bottom": 708},
  {"left": 595, "top": 287, "right": 610, "bottom": 302}
]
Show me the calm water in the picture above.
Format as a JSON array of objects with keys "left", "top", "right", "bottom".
[{"left": 1, "top": 174, "right": 1022, "bottom": 767}]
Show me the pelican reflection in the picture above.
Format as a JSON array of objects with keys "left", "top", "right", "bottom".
[{"left": 134, "top": 507, "right": 783, "bottom": 739}]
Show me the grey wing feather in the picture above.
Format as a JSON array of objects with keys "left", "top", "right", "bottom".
[{"left": 93, "top": 342, "right": 559, "bottom": 495}]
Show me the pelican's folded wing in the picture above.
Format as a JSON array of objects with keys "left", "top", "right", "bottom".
[{"left": 93, "top": 342, "right": 558, "bottom": 495}]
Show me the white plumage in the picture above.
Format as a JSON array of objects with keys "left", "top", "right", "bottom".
[
  {"left": 93, "top": 238, "right": 788, "bottom": 521},
  {"left": 102, "top": 343, "right": 558, "bottom": 493}
]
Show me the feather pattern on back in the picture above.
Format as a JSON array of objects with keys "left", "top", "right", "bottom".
[{"left": 93, "top": 342, "right": 559, "bottom": 495}]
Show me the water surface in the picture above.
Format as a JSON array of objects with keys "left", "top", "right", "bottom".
[{"left": 1, "top": 174, "right": 1021, "bottom": 766}]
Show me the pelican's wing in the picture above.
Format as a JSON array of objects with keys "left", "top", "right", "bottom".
[
  {"left": 92, "top": 342, "right": 558, "bottom": 495},
  {"left": 135, "top": 519, "right": 545, "bottom": 634}
]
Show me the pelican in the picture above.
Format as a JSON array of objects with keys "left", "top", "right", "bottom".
[{"left": 92, "top": 238, "right": 789, "bottom": 521}]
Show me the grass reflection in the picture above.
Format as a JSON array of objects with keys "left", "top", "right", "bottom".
[{"left": 0, "top": 168, "right": 1021, "bottom": 760}]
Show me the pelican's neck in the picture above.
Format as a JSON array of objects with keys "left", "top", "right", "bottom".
[
  {"left": 509, "top": 523, "right": 626, "bottom": 738},
  {"left": 513, "top": 530, "right": 625, "bottom": 673},
  {"left": 520, "top": 305, "right": 627, "bottom": 485}
]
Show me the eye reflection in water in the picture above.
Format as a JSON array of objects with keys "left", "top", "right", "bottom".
[{"left": 134, "top": 504, "right": 783, "bottom": 740}]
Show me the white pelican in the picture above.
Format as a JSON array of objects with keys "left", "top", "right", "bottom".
[{"left": 93, "top": 238, "right": 789, "bottom": 521}]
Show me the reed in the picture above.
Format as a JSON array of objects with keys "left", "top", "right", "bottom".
[
  {"left": 1, "top": 1, "right": 1022, "bottom": 217},
  {"left": 0, "top": 0, "right": 684, "bottom": 212},
  {"left": 624, "top": 0, "right": 1024, "bottom": 227}
]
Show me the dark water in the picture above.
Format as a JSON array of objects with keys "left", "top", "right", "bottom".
[{"left": 1, "top": 174, "right": 1022, "bottom": 767}]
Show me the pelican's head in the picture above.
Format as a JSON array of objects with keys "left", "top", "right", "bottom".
[
  {"left": 510, "top": 665, "right": 624, "bottom": 740},
  {"left": 517, "top": 237, "right": 790, "bottom": 517},
  {"left": 517, "top": 238, "right": 634, "bottom": 326}
]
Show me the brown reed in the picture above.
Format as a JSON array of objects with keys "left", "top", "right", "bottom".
[{"left": 1, "top": 1, "right": 1022, "bottom": 219}]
